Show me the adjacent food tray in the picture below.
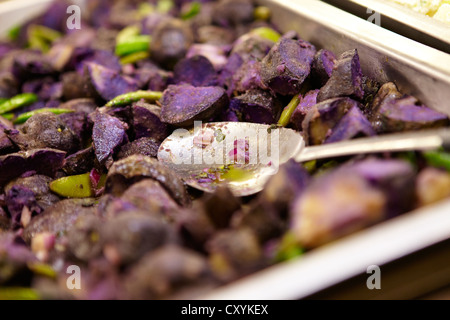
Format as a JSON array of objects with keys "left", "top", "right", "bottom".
[
  {"left": 322, "top": 0, "right": 450, "bottom": 53},
  {"left": 1, "top": 0, "right": 450, "bottom": 300}
]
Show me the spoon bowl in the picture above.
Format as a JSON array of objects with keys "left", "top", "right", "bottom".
[{"left": 158, "top": 122, "right": 450, "bottom": 197}]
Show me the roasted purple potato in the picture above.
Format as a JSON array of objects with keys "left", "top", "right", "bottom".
[{"left": 0, "top": 0, "right": 448, "bottom": 301}]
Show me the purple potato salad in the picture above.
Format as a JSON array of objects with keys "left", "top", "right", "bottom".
[{"left": 0, "top": 0, "right": 449, "bottom": 300}]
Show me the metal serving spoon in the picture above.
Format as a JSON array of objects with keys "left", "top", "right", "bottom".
[{"left": 157, "top": 122, "right": 450, "bottom": 197}]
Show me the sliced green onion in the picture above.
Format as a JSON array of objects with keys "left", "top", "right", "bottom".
[
  {"left": 157, "top": 0, "right": 174, "bottom": 13},
  {"left": 277, "top": 94, "right": 301, "bottom": 127},
  {"left": 28, "top": 25, "right": 62, "bottom": 43},
  {"left": 1, "top": 113, "right": 14, "bottom": 121},
  {"left": 8, "top": 24, "right": 21, "bottom": 41},
  {"left": 423, "top": 151, "right": 450, "bottom": 171},
  {"left": 50, "top": 172, "right": 94, "bottom": 198},
  {"left": 0, "top": 288, "right": 40, "bottom": 300},
  {"left": 138, "top": 3, "right": 155, "bottom": 16},
  {"left": 105, "top": 90, "right": 163, "bottom": 107},
  {"left": 254, "top": 6, "right": 272, "bottom": 21},
  {"left": 13, "top": 108, "right": 73, "bottom": 124},
  {"left": 181, "top": 1, "right": 202, "bottom": 20},
  {"left": 116, "top": 25, "right": 141, "bottom": 45},
  {"left": 274, "top": 232, "right": 304, "bottom": 263},
  {"left": 27, "top": 262, "right": 57, "bottom": 279},
  {"left": 115, "top": 35, "right": 151, "bottom": 57},
  {"left": 302, "top": 160, "right": 317, "bottom": 173},
  {"left": 120, "top": 51, "right": 150, "bottom": 65},
  {"left": 250, "top": 26, "right": 281, "bottom": 43},
  {"left": 0, "top": 93, "right": 38, "bottom": 115}
]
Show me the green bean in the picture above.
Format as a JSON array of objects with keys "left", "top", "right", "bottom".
[
  {"left": 0, "top": 288, "right": 40, "bottom": 300},
  {"left": 115, "top": 35, "right": 151, "bottom": 57},
  {"left": 0, "top": 93, "right": 38, "bottom": 115},
  {"left": 116, "top": 25, "right": 141, "bottom": 45},
  {"left": 277, "top": 94, "right": 301, "bottom": 127},
  {"left": 423, "top": 150, "right": 450, "bottom": 171},
  {"left": 120, "top": 51, "right": 150, "bottom": 65},
  {"left": 49, "top": 172, "right": 94, "bottom": 198},
  {"left": 13, "top": 108, "right": 73, "bottom": 124},
  {"left": 274, "top": 232, "right": 304, "bottom": 262},
  {"left": 105, "top": 90, "right": 163, "bottom": 107},
  {"left": 250, "top": 27, "right": 281, "bottom": 43},
  {"left": 181, "top": 1, "right": 202, "bottom": 20}
]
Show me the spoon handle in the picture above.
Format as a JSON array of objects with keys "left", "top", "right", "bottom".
[{"left": 295, "top": 129, "right": 450, "bottom": 163}]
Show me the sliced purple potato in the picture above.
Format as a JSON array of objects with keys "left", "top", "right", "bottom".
[
  {"left": 370, "top": 83, "right": 449, "bottom": 133},
  {"left": 347, "top": 158, "right": 416, "bottom": 217},
  {"left": 231, "top": 89, "right": 282, "bottom": 124},
  {"left": 260, "top": 38, "right": 316, "bottom": 96},
  {"left": 302, "top": 97, "right": 358, "bottom": 145},
  {"left": 91, "top": 111, "right": 128, "bottom": 169},
  {"left": 86, "top": 62, "right": 138, "bottom": 102},
  {"left": 59, "top": 98, "right": 98, "bottom": 114},
  {"left": 260, "top": 159, "right": 310, "bottom": 214},
  {"left": 62, "top": 146, "right": 95, "bottom": 176},
  {"left": 231, "top": 60, "right": 266, "bottom": 94},
  {"left": 324, "top": 105, "right": 375, "bottom": 143},
  {"left": 59, "top": 111, "right": 91, "bottom": 148},
  {"left": 61, "top": 71, "right": 98, "bottom": 101},
  {"left": 12, "top": 51, "right": 55, "bottom": 82},
  {"left": 212, "top": 0, "right": 255, "bottom": 27},
  {"left": 105, "top": 155, "right": 190, "bottom": 207},
  {"left": 0, "top": 72, "right": 19, "bottom": 99},
  {"left": 120, "top": 179, "right": 180, "bottom": 216},
  {"left": 290, "top": 169, "right": 386, "bottom": 249},
  {"left": 124, "top": 245, "right": 212, "bottom": 300},
  {"left": 206, "top": 228, "right": 263, "bottom": 281},
  {"left": 5, "top": 175, "right": 60, "bottom": 212},
  {"left": 218, "top": 52, "right": 244, "bottom": 95},
  {"left": 23, "top": 198, "right": 97, "bottom": 243},
  {"left": 103, "top": 212, "right": 175, "bottom": 266},
  {"left": 66, "top": 215, "right": 103, "bottom": 262},
  {"left": 317, "top": 49, "right": 364, "bottom": 102},
  {"left": 290, "top": 89, "right": 319, "bottom": 130},
  {"left": 311, "top": 49, "right": 337, "bottom": 85},
  {"left": 230, "top": 33, "right": 274, "bottom": 62},
  {"left": 9, "top": 111, "right": 78, "bottom": 152},
  {"left": 132, "top": 101, "right": 168, "bottom": 142},
  {"left": 199, "top": 186, "right": 241, "bottom": 229},
  {"left": 173, "top": 55, "right": 218, "bottom": 87},
  {"left": 160, "top": 84, "right": 228, "bottom": 127},
  {"left": 151, "top": 18, "right": 194, "bottom": 70},
  {"left": 186, "top": 44, "right": 229, "bottom": 70},
  {"left": 117, "top": 137, "right": 161, "bottom": 160},
  {"left": 231, "top": 200, "right": 284, "bottom": 243}
]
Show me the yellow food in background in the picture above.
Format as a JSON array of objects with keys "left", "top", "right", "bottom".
[{"left": 391, "top": 0, "right": 450, "bottom": 23}]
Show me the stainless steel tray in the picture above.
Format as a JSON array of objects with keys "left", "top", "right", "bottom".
[
  {"left": 205, "top": 0, "right": 450, "bottom": 299},
  {"left": 322, "top": 0, "right": 450, "bottom": 53},
  {"left": 1, "top": 0, "right": 450, "bottom": 300}
]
